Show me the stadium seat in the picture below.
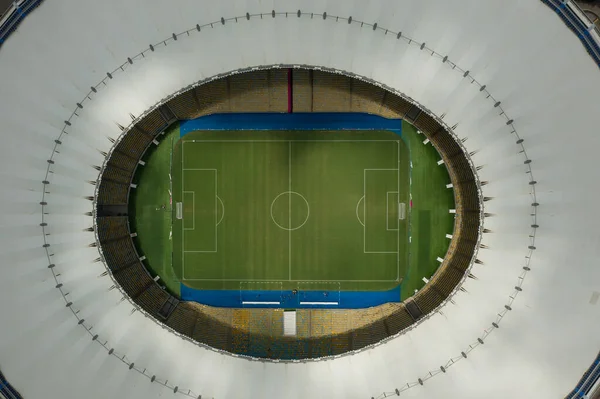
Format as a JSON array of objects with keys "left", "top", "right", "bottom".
[{"left": 93, "top": 67, "right": 481, "bottom": 360}]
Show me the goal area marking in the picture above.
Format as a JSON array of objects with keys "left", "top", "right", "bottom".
[
  {"left": 182, "top": 191, "right": 195, "bottom": 230},
  {"left": 363, "top": 168, "right": 400, "bottom": 256},
  {"left": 386, "top": 191, "right": 399, "bottom": 231}
]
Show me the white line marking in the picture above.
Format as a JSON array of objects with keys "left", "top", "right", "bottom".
[
  {"left": 299, "top": 302, "right": 339, "bottom": 306},
  {"left": 270, "top": 191, "right": 310, "bottom": 231},
  {"left": 185, "top": 140, "right": 399, "bottom": 142},
  {"left": 183, "top": 191, "right": 195, "bottom": 230},
  {"left": 363, "top": 169, "right": 366, "bottom": 252},
  {"left": 216, "top": 196, "right": 225, "bottom": 226},
  {"left": 356, "top": 196, "right": 365, "bottom": 227},
  {"left": 181, "top": 139, "right": 403, "bottom": 283},
  {"left": 289, "top": 141, "right": 291, "bottom": 281},
  {"left": 386, "top": 191, "right": 399, "bottom": 231},
  {"left": 363, "top": 169, "right": 399, "bottom": 253},
  {"left": 242, "top": 301, "right": 281, "bottom": 305},
  {"left": 397, "top": 139, "right": 401, "bottom": 282},
  {"left": 182, "top": 278, "right": 398, "bottom": 282},
  {"left": 215, "top": 169, "right": 218, "bottom": 252},
  {"left": 182, "top": 169, "right": 218, "bottom": 253}
]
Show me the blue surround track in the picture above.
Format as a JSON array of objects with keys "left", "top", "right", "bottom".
[
  {"left": 181, "top": 284, "right": 401, "bottom": 309},
  {"left": 180, "top": 112, "right": 402, "bottom": 136},
  {"left": 179, "top": 112, "right": 402, "bottom": 309}
]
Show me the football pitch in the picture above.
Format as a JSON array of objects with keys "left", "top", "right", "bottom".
[{"left": 172, "top": 130, "right": 410, "bottom": 292}]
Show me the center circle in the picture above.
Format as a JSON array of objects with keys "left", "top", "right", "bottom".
[{"left": 270, "top": 191, "right": 310, "bottom": 231}]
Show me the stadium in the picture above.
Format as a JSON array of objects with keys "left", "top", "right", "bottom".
[{"left": 0, "top": 0, "right": 599, "bottom": 398}]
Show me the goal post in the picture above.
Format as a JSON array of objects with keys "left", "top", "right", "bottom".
[
  {"left": 399, "top": 202, "right": 406, "bottom": 220},
  {"left": 176, "top": 202, "right": 183, "bottom": 219}
]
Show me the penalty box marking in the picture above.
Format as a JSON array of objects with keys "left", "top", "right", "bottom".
[
  {"left": 182, "top": 169, "right": 217, "bottom": 252},
  {"left": 363, "top": 169, "right": 400, "bottom": 254},
  {"left": 181, "top": 164, "right": 218, "bottom": 280}
]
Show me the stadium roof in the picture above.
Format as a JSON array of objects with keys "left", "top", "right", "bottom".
[{"left": 0, "top": 0, "right": 599, "bottom": 398}]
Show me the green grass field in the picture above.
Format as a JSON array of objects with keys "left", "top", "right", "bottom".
[
  {"left": 172, "top": 130, "right": 409, "bottom": 292},
  {"left": 130, "top": 121, "right": 455, "bottom": 300}
]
